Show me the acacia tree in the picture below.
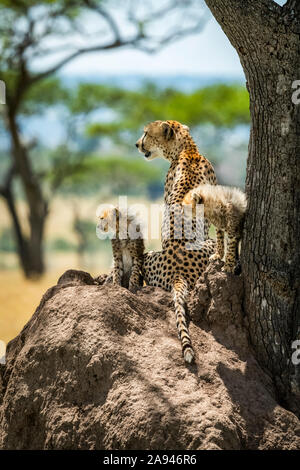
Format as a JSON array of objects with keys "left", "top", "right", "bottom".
[
  {"left": 0, "top": 0, "right": 207, "bottom": 278},
  {"left": 204, "top": 0, "right": 300, "bottom": 414}
]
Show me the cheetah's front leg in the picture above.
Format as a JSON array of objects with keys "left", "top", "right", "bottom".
[
  {"left": 129, "top": 256, "right": 143, "bottom": 292},
  {"left": 112, "top": 249, "right": 123, "bottom": 286},
  {"left": 222, "top": 235, "right": 238, "bottom": 273},
  {"left": 210, "top": 229, "right": 224, "bottom": 261}
]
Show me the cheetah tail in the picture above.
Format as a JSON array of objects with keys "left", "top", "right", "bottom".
[{"left": 172, "top": 276, "right": 194, "bottom": 364}]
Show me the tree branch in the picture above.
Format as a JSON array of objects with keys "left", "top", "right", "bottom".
[
  {"left": 29, "top": 33, "right": 147, "bottom": 85},
  {"left": 135, "top": 18, "right": 208, "bottom": 54},
  {"left": 128, "top": 0, "right": 181, "bottom": 25},
  {"left": 83, "top": 0, "right": 122, "bottom": 42},
  {"left": 4, "top": 1, "right": 208, "bottom": 101},
  {"left": 27, "top": 1, "right": 207, "bottom": 78}
]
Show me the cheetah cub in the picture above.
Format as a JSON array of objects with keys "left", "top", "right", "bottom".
[
  {"left": 183, "top": 184, "right": 247, "bottom": 273},
  {"left": 97, "top": 206, "right": 144, "bottom": 291}
]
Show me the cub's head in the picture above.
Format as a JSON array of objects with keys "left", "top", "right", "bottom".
[
  {"left": 96, "top": 205, "right": 140, "bottom": 234},
  {"left": 135, "top": 120, "right": 190, "bottom": 161},
  {"left": 96, "top": 206, "right": 118, "bottom": 233}
]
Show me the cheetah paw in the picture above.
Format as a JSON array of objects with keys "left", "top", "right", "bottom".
[
  {"left": 221, "top": 264, "right": 235, "bottom": 273},
  {"left": 209, "top": 253, "right": 221, "bottom": 261},
  {"left": 128, "top": 284, "right": 140, "bottom": 294}
]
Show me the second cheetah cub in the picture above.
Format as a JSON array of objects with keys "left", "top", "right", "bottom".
[
  {"left": 183, "top": 184, "right": 247, "bottom": 273},
  {"left": 97, "top": 206, "right": 144, "bottom": 291}
]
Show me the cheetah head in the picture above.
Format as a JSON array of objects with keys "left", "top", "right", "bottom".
[
  {"left": 96, "top": 206, "right": 117, "bottom": 233},
  {"left": 135, "top": 120, "right": 190, "bottom": 161},
  {"left": 96, "top": 206, "right": 139, "bottom": 233}
]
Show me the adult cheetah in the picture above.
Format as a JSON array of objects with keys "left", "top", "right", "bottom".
[
  {"left": 136, "top": 120, "right": 217, "bottom": 244},
  {"left": 136, "top": 120, "right": 218, "bottom": 363}
]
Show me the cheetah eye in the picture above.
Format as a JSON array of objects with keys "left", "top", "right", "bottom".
[{"left": 145, "top": 131, "right": 154, "bottom": 138}]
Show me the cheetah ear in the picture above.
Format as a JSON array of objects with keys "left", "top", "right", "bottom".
[
  {"left": 182, "top": 124, "right": 190, "bottom": 132},
  {"left": 161, "top": 122, "right": 174, "bottom": 141},
  {"left": 191, "top": 191, "right": 203, "bottom": 205},
  {"left": 111, "top": 207, "right": 119, "bottom": 222},
  {"left": 197, "top": 195, "right": 205, "bottom": 205}
]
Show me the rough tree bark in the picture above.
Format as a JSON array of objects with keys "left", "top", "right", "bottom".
[{"left": 204, "top": 0, "right": 300, "bottom": 414}]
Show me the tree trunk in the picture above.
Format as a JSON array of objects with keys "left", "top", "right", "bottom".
[
  {"left": 204, "top": 0, "right": 300, "bottom": 414},
  {"left": 4, "top": 111, "right": 48, "bottom": 278},
  {"left": 1, "top": 185, "right": 31, "bottom": 278}
]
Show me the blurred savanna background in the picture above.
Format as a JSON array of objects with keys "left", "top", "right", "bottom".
[{"left": 0, "top": 0, "right": 250, "bottom": 350}]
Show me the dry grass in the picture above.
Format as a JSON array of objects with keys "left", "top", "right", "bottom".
[
  {"left": 0, "top": 252, "right": 112, "bottom": 346},
  {"left": 0, "top": 271, "right": 60, "bottom": 345}
]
